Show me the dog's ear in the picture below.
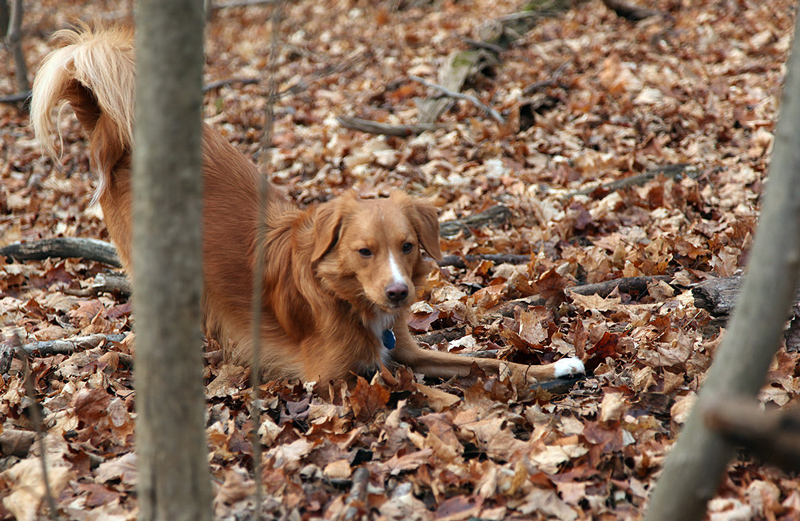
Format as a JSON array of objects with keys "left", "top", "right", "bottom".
[
  {"left": 414, "top": 200, "right": 442, "bottom": 261},
  {"left": 311, "top": 198, "right": 344, "bottom": 263},
  {"left": 396, "top": 193, "right": 442, "bottom": 261}
]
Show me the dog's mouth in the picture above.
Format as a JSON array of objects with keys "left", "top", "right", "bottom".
[
  {"left": 376, "top": 297, "right": 411, "bottom": 313},
  {"left": 370, "top": 301, "right": 404, "bottom": 315}
]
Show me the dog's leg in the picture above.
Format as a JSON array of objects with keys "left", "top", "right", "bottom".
[{"left": 391, "top": 327, "right": 584, "bottom": 384}]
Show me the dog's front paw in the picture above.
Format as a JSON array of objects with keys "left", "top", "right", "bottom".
[{"left": 553, "top": 357, "right": 585, "bottom": 378}]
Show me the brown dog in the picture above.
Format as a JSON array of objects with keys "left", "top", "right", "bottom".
[{"left": 31, "top": 25, "right": 584, "bottom": 388}]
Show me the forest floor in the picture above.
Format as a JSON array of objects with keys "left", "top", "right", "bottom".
[{"left": 1, "top": 0, "right": 799, "bottom": 519}]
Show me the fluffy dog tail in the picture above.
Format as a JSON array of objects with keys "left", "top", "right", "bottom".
[{"left": 30, "top": 25, "right": 135, "bottom": 203}]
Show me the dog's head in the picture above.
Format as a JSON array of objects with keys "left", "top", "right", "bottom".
[{"left": 312, "top": 191, "right": 442, "bottom": 316}]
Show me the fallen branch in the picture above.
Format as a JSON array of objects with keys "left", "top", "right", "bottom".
[
  {"left": 494, "top": 276, "right": 674, "bottom": 317},
  {"left": 203, "top": 77, "right": 258, "bottom": 93},
  {"left": 64, "top": 271, "right": 132, "bottom": 297},
  {"left": 497, "top": 296, "right": 547, "bottom": 317},
  {"left": 0, "top": 90, "right": 30, "bottom": 105},
  {"left": 570, "top": 275, "right": 672, "bottom": 298},
  {"left": 16, "top": 333, "right": 127, "bottom": 359},
  {"left": 414, "top": 2, "right": 568, "bottom": 125},
  {"left": 566, "top": 164, "right": 700, "bottom": 199},
  {"left": 336, "top": 116, "right": 440, "bottom": 137},
  {"left": 211, "top": 0, "right": 276, "bottom": 8},
  {"left": 6, "top": 206, "right": 513, "bottom": 289},
  {"left": 439, "top": 205, "right": 512, "bottom": 238},
  {"left": 279, "top": 51, "right": 365, "bottom": 98},
  {"left": 484, "top": 5, "right": 566, "bottom": 48},
  {"left": 93, "top": 272, "right": 131, "bottom": 296},
  {"left": 601, "top": 0, "right": 663, "bottom": 21},
  {"left": 409, "top": 74, "right": 504, "bottom": 124},
  {"left": 339, "top": 467, "right": 370, "bottom": 521},
  {"left": 0, "top": 237, "right": 122, "bottom": 267},
  {"left": 496, "top": 9, "right": 561, "bottom": 24},
  {"left": 693, "top": 274, "right": 800, "bottom": 351},
  {"left": 704, "top": 397, "right": 800, "bottom": 473},
  {"left": 522, "top": 62, "right": 570, "bottom": 95},
  {"left": 462, "top": 37, "right": 505, "bottom": 54},
  {"left": 438, "top": 253, "right": 530, "bottom": 269},
  {"left": 204, "top": 52, "right": 364, "bottom": 97},
  {"left": 693, "top": 274, "right": 800, "bottom": 319},
  {"left": 691, "top": 276, "right": 743, "bottom": 317},
  {"left": 415, "top": 50, "right": 491, "bottom": 125}
]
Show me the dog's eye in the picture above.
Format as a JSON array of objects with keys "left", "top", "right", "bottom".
[
  {"left": 402, "top": 242, "right": 413, "bottom": 254},
  {"left": 358, "top": 248, "right": 372, "bottom": 258}
]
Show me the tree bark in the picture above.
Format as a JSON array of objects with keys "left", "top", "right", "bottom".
[
  {"left": 644, "top": 5, "right": 800, "bottom": 520},
  {"left": 6, "top": 0, "right": 28, "bottom": 92},
  {"left": 132, "top": 2, "right": 212, "bottom": 521},
  {"left": 0, "top": 237, "right": 122, "bottom": 267},
  {"left": 704, "top": 397, "right": 800, "bottom": 473}
]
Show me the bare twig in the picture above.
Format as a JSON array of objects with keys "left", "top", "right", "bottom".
[
  {"left": 565, "top": 164, "right": 700, "bottom": 199},
  {"left": 415, "top": 50, "right": 487, "bottom": 125},
  {"left": 203, "top": 77, "right": 258, "bottom": 93},
  {"left": 13, "top": 333, "right": 58, "bottom": 521},
  {"left": 497, "top": 10, "right": 559, "bottom": 24},
  {"left": 462, "top": 37, "right": 505, "bottom": 54},
  {"left": 522, "top": 61, "right": 570, "bottom": 95},
  {"left": 204, "top": 52, "right": 365, "bottom": 96},
  {"left": 279, "top": 51, "right": 365, "bottom": 98},
  {"left": 250, "top": 3, "right": 284, "bottom": 520},
  {"left": 336, "top": 116, "right": 440, "bottom": 137},
  {"left": 409, "top": 74, "right": 504, "bottom": 124}
]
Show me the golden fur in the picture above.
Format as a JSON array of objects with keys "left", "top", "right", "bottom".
[{"left": 31, "top": 25, "right": 584, "bottom": 388}]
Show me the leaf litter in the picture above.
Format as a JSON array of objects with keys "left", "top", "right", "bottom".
[{"left": 1, "top": 0, "right": 799, "bottom": 519}]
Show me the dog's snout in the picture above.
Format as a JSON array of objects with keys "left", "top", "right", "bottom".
[{"left": 385, "top": 282, "right": 409, "bottom": 303}]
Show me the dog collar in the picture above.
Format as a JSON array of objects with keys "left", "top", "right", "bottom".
[{"left": 382, "top": 329, "right": 396, "bottom": 350}]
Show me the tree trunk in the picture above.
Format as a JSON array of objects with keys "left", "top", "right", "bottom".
[
  {"left": 132, "top": 2, "right": 212, "bottom": 521},
  {"left": 643, "top": 4, "right": 800, "bottom": 520},
  {"left": 6, "top": 0, "right": 28, "bottom": 92}
]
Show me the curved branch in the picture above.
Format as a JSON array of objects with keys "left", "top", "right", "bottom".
[{"left": 0, "top": 237, "right": 122, "bottom": 267}]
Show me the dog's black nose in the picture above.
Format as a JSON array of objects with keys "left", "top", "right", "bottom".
[{"left": 386, "top": 282, "right": 409, "bottom": 303}]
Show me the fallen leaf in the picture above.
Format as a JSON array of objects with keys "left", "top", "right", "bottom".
[{"left": 1, "top": 458, "right": 72, "bottom": 521}]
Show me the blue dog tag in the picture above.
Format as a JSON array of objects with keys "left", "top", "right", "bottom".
[{"left": 382, "top": 329, "right": 396, "bottom": 350}]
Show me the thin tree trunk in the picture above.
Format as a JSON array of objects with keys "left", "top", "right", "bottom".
[
  {"left": 644, "top": 5, "right": 800, "bottom": 520},
  {"left": 6, "top": 0, "right": 28, "bottom": 92},
  {"left": 132, "top": 1, "right": 212, "bottom": 521}
]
